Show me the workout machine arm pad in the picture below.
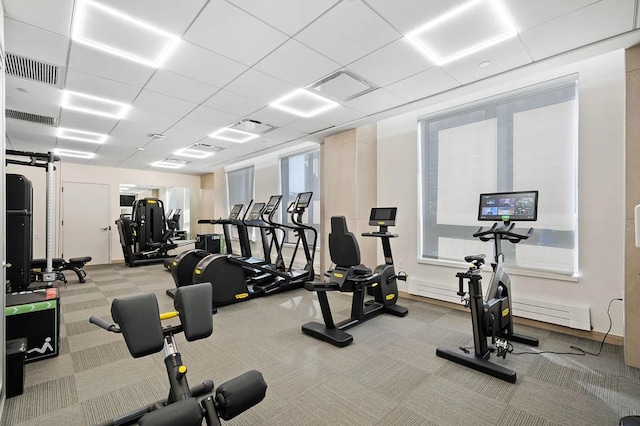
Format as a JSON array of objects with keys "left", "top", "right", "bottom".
[
  {"left": 89, "top": 316, "right": 121, "bottom": 333},
  {"left": 216, "top": 370, "right": 267, "bottom": 421}
]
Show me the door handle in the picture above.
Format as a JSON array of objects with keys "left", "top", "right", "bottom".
[{"left": 100, "top": 227, "right": 109, "bottom": 231}]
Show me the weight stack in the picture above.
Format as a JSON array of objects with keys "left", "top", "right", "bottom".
[{"left": 6, "top": 174, "right": 33, "bottom": 291}]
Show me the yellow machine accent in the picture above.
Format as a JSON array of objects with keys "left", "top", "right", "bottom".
[
  {"left": 172, "top": 261, "right": 178, "bottom": 266},
  {"left": 334, "top": 273, "right": 343, "bottom": 278},
  {"left": 160, "top": 311, "right": 179, "bottom": 320},
  {"left": 371, "top": 283, "right": 378, "bottom": 287},
  {"left": 178, "top": 365, "right": 187, "bottom": 374},
  {"left": 148, "top": 200, "right": 157, "bottom": 204},
  {"left": 378, "top": 221, "right": 385, "bottom": 225},
  {"left": 385, "top": 294, "right": 395, "bottom": 301},
  {"left": 235, "top": 293, "right": 249, "bottom": 299},
  {"left": 195, "top": 269, "right": 202, "bottom": 275},
  {"left": 502, "top": 308, "right": 510, "bottom": 317}
]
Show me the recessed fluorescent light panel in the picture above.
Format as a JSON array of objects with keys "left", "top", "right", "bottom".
[
  {"left": 270, "top": 89, "right": 339, "bottom": 118},
  {"left": 57, "top": 127, "right": 108, "bottom": 144},
  {"left": 174, "top": 147, "right": 215, "bottom": 159},
  {"left": 209, "top": 128, "right": 259, "bottom": 143},
  {"left": 53, "top": 148, "right": 95, "bottom": 159},
  {"left": 151, "top": 160, "right": 187, "bottom": 169},
  {"left": 62, "top": 90, "right": 130, "bottom": 119},
  {"left": 72, "top": 0, "right": 180, "bottom": 67},
  {"left": 405, "top": 0, "right": 517, "bottom": 65}
]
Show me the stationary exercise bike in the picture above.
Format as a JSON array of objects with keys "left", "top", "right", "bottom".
[
  {"left": 436, "top": 190, "right": 539, "bottom": 383},
  {"left": 302, "top": 208, "right": 408, "bottom": 347},
  {"left": 89, "top": 283, "right": 267, "bottom": 425}
]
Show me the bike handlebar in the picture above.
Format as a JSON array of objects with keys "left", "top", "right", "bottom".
[
  {"left": 473, "top": 223, "right": 534, "bottom": 242},
  {"left": 89, "top": 316, "right": 121, "bottom": 333}
]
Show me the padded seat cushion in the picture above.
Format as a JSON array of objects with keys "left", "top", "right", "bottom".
[
  {"left": 352, "top": 264, "right": 372, "bottom": 275},
  {"left": 68, "top": 256, "right": 91, "bottom": 264},
  {"left": 32, "top": 258, "right": 65, "bottom": 268}
]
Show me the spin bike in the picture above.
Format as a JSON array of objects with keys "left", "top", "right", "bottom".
[
  {"left": 89, "top": 283, "right": 267, "bottom": 425},
  {"left": 436, "top": 190, "right": 539, "bottom": 383}
]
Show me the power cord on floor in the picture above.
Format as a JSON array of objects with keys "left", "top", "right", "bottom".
[{"left": 458, "top": 298, "right": 623, "bottom": 357}]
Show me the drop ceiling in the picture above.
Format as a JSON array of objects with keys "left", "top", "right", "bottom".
[{"left": 3, "top": 0, "right": 640, "bottom": 174}]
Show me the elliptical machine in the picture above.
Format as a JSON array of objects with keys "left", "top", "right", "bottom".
[{"left": 436, "top": 190, "right": 539, "bottom": 383}]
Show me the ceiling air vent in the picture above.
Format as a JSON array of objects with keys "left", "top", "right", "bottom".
[
  {"left": 230, "top": 119, "right": 275, "bottom": 134},
  {"left": 6, "top": 109, "right": 58, "bottom": 126},
  {"left": 308, "top": 70, "right": 376, "bottom": 102},
  {"left": 5, "top": 53, "right": 64, "bottom": 87}
]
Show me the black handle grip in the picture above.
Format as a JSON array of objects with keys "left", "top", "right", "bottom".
[
  {"left": 89, "top": 316, "right": 120, "bottom": 333},
  {"left": 473, "top": 223, "right": 498, "bottom": 238}
]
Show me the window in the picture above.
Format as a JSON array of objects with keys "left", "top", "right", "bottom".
[
  {"left": 226, "top": 166, "right": 254, "bottom": 238},
  {"left": 280, "top": 149, "right": 321, "bottom": 243},
  {"left": 420, "top": 75, "right": 578, "bottom": 275}
]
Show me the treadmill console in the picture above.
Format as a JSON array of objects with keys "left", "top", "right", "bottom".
[
  {"left": 295, "top": 192, "right": 313, "bottom": 210},
  {"left": 263, "top": 195, "right": 281, "bottom": 214},
  {"left": 247, "top": 203, "right": 265, "bottom": 220},
  {"left": 229, "top": 204, "right": 243, "bottom": 220},
  {"left": 369, "top": 207, "right": 397, "bottom": 227}
]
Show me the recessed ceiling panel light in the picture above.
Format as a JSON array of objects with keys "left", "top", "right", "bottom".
[
  {"left": 72, "top": 0, "right": 180, "bottom": 68},
  {"left": 270, "top": 89, "right": 339, "bottom": 118},
  {"left": 62, "top": 90, "right": 130, "bottom": 119},
  {"left": 57, "top": 127, "right": 108, "bottom": 144},
  {"left": 209, "top": 127, "right": 260, "bottom": 143},
  {"left": 151, "top": 160, "right": 187, "bottom": 169},
  {"left": 405, "top": 0, "right": 517, "bottom": 66},
  {"left": 53, "top": 148, "right": 96, "bottom": 159},
  {"left": 174, "top": 148, "right": 215, "bottom": 159}
]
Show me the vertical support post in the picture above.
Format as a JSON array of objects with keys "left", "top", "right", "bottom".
[{"left": 45, "top": 152, "right": 55, "bottom": 282}]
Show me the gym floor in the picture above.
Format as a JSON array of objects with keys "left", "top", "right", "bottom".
[{"left": 2, "top": 264, "right": 638, "bottom": 425}]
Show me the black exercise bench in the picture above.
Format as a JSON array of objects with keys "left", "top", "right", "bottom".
[{"left": 31, "top": 256, "right": 92, "bottom": 284}]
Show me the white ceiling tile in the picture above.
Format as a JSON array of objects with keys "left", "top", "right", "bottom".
[
  {"left": 6, "top": 76, "right": 62, "bottom": 105},
  {"left": 343, "top": 88, "right": 406, "bottom": 115},
  {"left": 295, "top": 1, "right": 401, "bottom": 66},
  {"left": 385, "top": 67, "right": 460, "bottom": 102},
  {"left": 68, "top": 42, "right": 155, "bottom": 87},
  {"left": 184, "top": 0, "right": 288, "bottom": 66},
  {"left": 520, "top": 0, "right": 635, "bottom": 61},
  {"left": 347, "top": 39, "right": 434, "bottom": 87},
  {"left": 109, "top": 123, "right": 159, "bottom": 143},
  {"left": 4, "top": 0, "right": 74, "bottom": 37},
  {"left": 55, "top": 139, "right": 105, "bottom": 152},
  {"left": 93, "top": 0, "right": 207, "bottom": 34},
  {"left": 5, "top": 119, "right": 57, "bottom": 138},
  {"left": 254, "top": 39, "right": 341, "bottom": 87},
  {"left": 145, "top": 70, "right": 219, "bottom": 104},
  {"left": 263, "top": 127, "right": 307, "bottom": 142},
  {"left": 246, "top": 107, "right": 298, "bottom": 128},
  {"left": 364, "top": 0, "right": 468, "bottom": 34},
  {"left": 6, "top": 95, "right": 61, "bottom": 118},
  {"left": 228, "top": 0, "right": 340, "bottom": 36},
  {"left": 224, "top": 69, "right": 297, "bottom": 104},
  {"left": 203, "top": 89, "right": 265, "bottom": 117},
  {"left": 4, "top": 18, "right": 69, "bottom": 65},
  {"left": 7, "top": 132, "right": 58, "bottom": 150},
  {"left": 59, "top": 109, "right": 119, "bottom": 133},
  {"left": 162, "top": 41, "right": 248, "bottom": 87},
  {"left": 65, "top": 69, "right": 141, "bottom": 103},
  {"left": 286, "top": 119, "right": 333, "bottom": 134},
  {"left": 185, "top": 105, "right": 241, "bottom": 127},
  {"left": 504, "top": 0, "right": 600, "bottom": 31},
  {"left": 164, "top": 119, "right": 220, "bottom": 138},
  {"left": 132, "top": 90, "right": 198, "bottom": 118},
  {"left": 441, "top": 37, "right": 532, "bottom": 85},
  {"left": 314, "top": 105, "right": 365, "bottom": 126},
  {"left": 124, "top": 108, "right": 181, "bottom": 127}
]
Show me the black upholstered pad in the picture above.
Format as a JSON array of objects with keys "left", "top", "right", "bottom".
[
  {"left": 216, "top": 370, "right": 267, "bottom": 421},
  {"left": 31, "top": 258, "right": 65, "bottom": 268},
  {"left": 111, "top": 293, "right": 164, "bottom": 358},
  {"left": 68, "top": 256, "right": 91, "bottom": 264},
  {"left": 138, "top": 398, "right": 202, "bottom": 426},
  {"left": 328, "top": 216, "right": 361, "bottom": 268},
  {"left": 174, "top": 283, "right": 213, "bottom": 341},
  {"left": 620, "top": 416, "right": 640, "bottom": 426}
]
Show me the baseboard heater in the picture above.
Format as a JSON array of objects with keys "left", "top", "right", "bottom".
[{"left": 409, "top": 278, "right": 591, "bottom": 331}]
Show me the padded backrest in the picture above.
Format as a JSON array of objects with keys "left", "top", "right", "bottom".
[
  {"left": 116, "top": 218, "right": 134, "bottom": 247},
  {"left": 328, "top": 216, "right": 361, "bottom": 268},
  {"left": 174, "top": 283, "right": 213, "bottom": 341},
  {"left": 111, "top": 293, "right": 164, "bottom": 358}
]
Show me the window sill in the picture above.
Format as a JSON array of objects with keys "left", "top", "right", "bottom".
[{"left": 415, "top": 257, "right": 579, "bottom": 282}]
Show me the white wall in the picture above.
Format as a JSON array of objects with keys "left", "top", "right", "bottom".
[
  {"left": 377, "top": 50, "right": 625, "bottom": 335},
  {"left": 8, "top": 162, "right": 201, "bottom": 262}
]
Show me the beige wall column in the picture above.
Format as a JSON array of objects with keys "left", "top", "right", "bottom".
[
  {"left": 625, "top": 46, "right": 640, "bottom": 367},
  {"left": 320, "top": 123, "right": 377, "bottom": 273},
  {"left": 199, "top": 173, "right": 216, "bottom": 235}
]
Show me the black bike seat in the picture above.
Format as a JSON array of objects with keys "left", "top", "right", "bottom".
[{"left": 464, "top": 254, "right": 486, "bottom": 264}]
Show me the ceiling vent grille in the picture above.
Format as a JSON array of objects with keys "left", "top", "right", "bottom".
[
  {"left": 5, "top": 53, "right": 63, "bottom": 87},
  {"left": 230, "top": 119, "right": 275, "bottom": 134},
  {"left": 6, "top": 109, "right": 58, "bottom": 126}
]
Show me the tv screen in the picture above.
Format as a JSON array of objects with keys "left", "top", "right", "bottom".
[
  {"left": 478, "top": 190, "right": 538, "bottom": 222},
  {"left": 119, "top": 194, "right": 135, "bottom": 207}
]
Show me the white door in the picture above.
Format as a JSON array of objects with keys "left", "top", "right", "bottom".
[{"left": 62, "top": 182, "right": 110, "bottom": 265}]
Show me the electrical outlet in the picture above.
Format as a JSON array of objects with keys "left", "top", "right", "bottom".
[{"left": 34, "top": 233, "right": 40, "bottom": 240}]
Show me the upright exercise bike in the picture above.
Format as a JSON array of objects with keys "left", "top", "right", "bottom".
[{"left": 436, "top": 190, "right": 539, "bottom": 383}]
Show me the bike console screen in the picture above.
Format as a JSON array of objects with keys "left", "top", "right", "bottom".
[
  {"left": 478, "top": 190, "right": 538, "bottom": 222},
  {"left": 295, "top": 192, "right": 313, "bottom": 209},
  {"left": 229, "top": 204, "right": 243, "bottom": 220},
  {"left": 369, "top": 207, "right": 397, "bottom": 226},
  {"left": 264, "top": 195, "right": 281, "bottom": 214},
  {"left": 248, "top": 203, "right": 265, "bottom": 220}
]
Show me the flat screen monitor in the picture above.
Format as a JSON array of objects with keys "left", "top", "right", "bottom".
[
  {"left": 120, "top": 194, "right": 135, "bottom": 207},
  {"left": 229, "top": 204, "right": 243, "bottom": 220},
  {"left": 478, "top": 190, "right": 538, "bottom": 222},
  {"left": 296, "top": 192, "right": 313, "bottom": 209},
  {"left": 264, "top": 195, "right": 281, "bottom": 213},
  {"left": 248, "top": 203, "right": 265, "bottom": 220},
  {"left": 369, "top": 207, "right": 397, "bottom": 226}
]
